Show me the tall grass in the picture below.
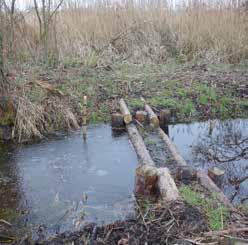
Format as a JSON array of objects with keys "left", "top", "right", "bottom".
[{"left": 3, "top": 0, "right": 248, "bottom": 65}]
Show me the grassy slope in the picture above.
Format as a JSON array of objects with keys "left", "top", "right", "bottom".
[{"left": 13, "top": 60, "right": 248, "bottom": 125}]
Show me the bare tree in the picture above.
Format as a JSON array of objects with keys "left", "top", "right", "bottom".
[
  {"left": 0, "top": 0, "right": 8, "bottom": 93},
  {"left": 2, "top": 0, "right": 17, "bottom": 57},
  {"left": 33, "top": 0, "right": 63, "bottom": 63}
]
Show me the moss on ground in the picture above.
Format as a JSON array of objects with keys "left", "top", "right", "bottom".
[{"left": 180, "top": 185, "right": 230, "bottom": 231}]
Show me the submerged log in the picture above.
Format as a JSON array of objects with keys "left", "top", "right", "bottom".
[
  {"left": 111, "top": 113, "right": 124, "bottom": 128},
  {"left": 120, "top": 98, "right": 132, "bottom": 124}
]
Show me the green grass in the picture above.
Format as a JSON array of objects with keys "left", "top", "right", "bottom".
[
  {"left": 10, "top": 60, "right": 248, "bottom": 128},
  {"left": 180, "top": 185, "right": 230, "bottom": 231}
]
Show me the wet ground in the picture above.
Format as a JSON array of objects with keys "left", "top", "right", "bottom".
[{"left": 0, "top": 125, "right": 137, "bottom": 238}]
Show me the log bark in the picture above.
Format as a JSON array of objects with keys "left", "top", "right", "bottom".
[
  {"left": 135, "top": 165, "right": 180, "bottom": 201},
  {"left": 120, "top": 98, "right": 132, "bottom": 124},
  {"left": 135, "top": 165, "right": 158, "bottom": 196},
  {"left": 126, "top": 123, "right": 155, "bottom": 166},
  {"left": 120, "top": 99, "right": 180, "bottom": 202},
  {"left": 157, "top": 167, "right": 180, "bottom": 201},
  {"left": 141, "top": 98, "right": 159, "bottom": 127},
  {"left": 158, "top": 128, "right": 187, "bottom": 166}
]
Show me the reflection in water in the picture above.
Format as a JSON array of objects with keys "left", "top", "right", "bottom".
[
  {"left": 0, "top": 125, "right": 137, "bottom": 236},
  {"left": 170, "top": 118, "right": 248, "bottom": 204}
]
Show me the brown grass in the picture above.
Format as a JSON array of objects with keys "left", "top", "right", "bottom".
[{"left": 2, "top": 1, "right": 248, "bottom": 65}]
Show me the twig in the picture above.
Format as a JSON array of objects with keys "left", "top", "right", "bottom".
[
  {"left": 0, "top": 219, "right": 12, "bottom": 227},
  {"left": 89, "top": 225, "right": 98, "bottom": 245},
  {"left": 204, "top": 227, "right": 248, "bottom": 237}
]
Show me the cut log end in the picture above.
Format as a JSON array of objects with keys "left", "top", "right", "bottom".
[
  {"left": 135, "top": 111, "right": 147, "bottom": 123},
  {"left": 150, "top": 117, "right": 160, "bottom": 127},
  {"left": 124, "top": 114, "right": 132, "bottom": 124},
  {"left": 111, "top": 113, "right": 124, "bottom": 128},
  {"left": 120, "top": 99, "right": 132, "bottom": 125}
]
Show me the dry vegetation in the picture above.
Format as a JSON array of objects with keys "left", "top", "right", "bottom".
[
  {"left": 0, "top": 0, "right": 248, "bottom": 142},
  {"left": 2, "top": 0, "right": 248, "bottom": 65}
]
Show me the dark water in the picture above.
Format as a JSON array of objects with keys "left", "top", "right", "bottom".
[
  {"left": 0, "top": 125, "right": 137, "bottom": 236},
  {"left": 1, "top": 119, "right": 248, "bottom": 237},
  {"left": 169, "top": 118, "right": 248, "bottom": 204}
]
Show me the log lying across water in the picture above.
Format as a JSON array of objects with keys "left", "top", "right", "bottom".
[
  {"left": 143, "top": 100, "right": 233, "bottom": 209},
  {"left": 119, "top": 99, "right": 180, "bottom": 202},
  {"left": 120, "top": 98, "right": 132, "bottom": 124},
  {"left": 141, "top": 98, "right": 159, "bottom": 127}
]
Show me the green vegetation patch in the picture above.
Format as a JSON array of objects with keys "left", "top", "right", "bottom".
[{"left": 180, "top": 185, "right": 230, "bottom": 231}]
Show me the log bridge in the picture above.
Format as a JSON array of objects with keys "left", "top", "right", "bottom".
[{"left": 118, "top": 98, "right": 234, "bottom": 209}]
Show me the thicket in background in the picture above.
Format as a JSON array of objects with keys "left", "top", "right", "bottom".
[{"left": 0, "top": 0, "right": 248, "bottom": 67}]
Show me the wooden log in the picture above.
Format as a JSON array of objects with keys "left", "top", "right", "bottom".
[
  {"left": 126, "top": 123, "right": 155, "bottom": 166},
  {"left": 159, "top": 109, "right": 171, "bottom": 126},
  {"left": 208, "top": 167, "right": 225, "bottom": 188},
  {"left": 141, "top": 98, "right": 159, "bottom": 127},
  {"left": 135, "top": 165, "right": 180, "bottom": 201},
  {"left": 157, "top": 167, "right": 180, "bottom": 201},
  {"left": 135, "top": 165, "right": 158, "bottom": 196},
  {"left": 111, "top": 113, "right": 124, "bottom": 128},
  {"left": 158, "top": 128, "right": 187, "bottom": 166},
  {"left": 82, "top": 95, "right": 87, "bottom": 141},
  {"left": 135, "top": 110, "right": 147, "bottom": 124},
  {"left": 120, "top": 99, "right": 180, "bottom": 202},
  {"left": 120, "top": 98, "right": 132, "bottom": 124},
  {"left": 144, "top": 101, "right": 234, "bottom": 209}
]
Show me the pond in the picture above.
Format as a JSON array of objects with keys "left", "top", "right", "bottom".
[
  {"left": 0, "top": 118, "right": 247, "bottom": 238},
  {"left": 0, "top": 125, "right": 137, "bottom": 237},
  {"left": 170, "top": 118, "right": 248, "bottom": 204}
]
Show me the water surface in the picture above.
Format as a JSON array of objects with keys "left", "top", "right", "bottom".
[
  {"left": 169, "top": 118, "right": 248, "bottom": 204},
  {"left": 0, "top": 125, "right": 137, "bottom": 236}
]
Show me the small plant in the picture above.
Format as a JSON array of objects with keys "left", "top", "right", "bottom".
[
  {"left": 207, "top": 206, "right": 229, "bottom": 231},
  {"left": 180, "top": 185, "right": 204, "bottom": 206},
  {"left": 180, "top": 185, "right": 230, "bottom": 231},
  {"left": 144, "top": 138, "right": 157, "bottom": 146}
]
